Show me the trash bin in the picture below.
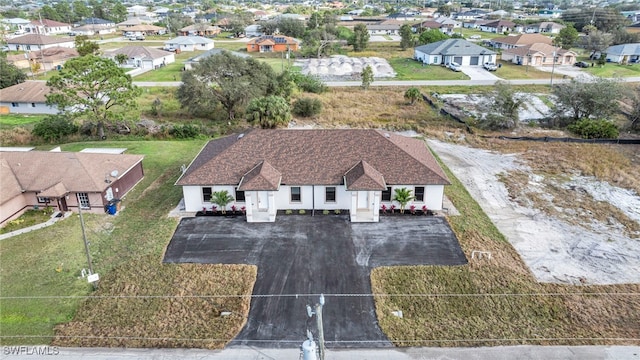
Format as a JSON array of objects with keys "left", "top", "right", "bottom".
[{"left": 107, "top": 203, "right": 116, "bottom": 215}]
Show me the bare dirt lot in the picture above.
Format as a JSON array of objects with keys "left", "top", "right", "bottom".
[{"left": 428, "top": 138, "right": 640, "bottom": 285}]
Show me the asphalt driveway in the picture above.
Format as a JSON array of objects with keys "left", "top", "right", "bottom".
[{"left": 164, "top": 215, "right": 467, "bottom": 348}]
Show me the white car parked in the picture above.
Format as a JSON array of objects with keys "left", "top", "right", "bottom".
[{"left": 447, "top": 62, "right": 461, "bottom": 72}]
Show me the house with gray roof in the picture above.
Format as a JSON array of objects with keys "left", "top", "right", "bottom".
[
  {"left": 0, "top": 81, "right": 57, "bottom": 115},
  {"left": 164, "top": 36, "right": 214, "bottom": 52},
  {"left": 414, "top": 39, "right": 496, "bottom": 66},
  {"left": 104, "top": 46, "right": 175, "bottom": 70},
  {"left": 605, "top": 43, "right": 640, "bottom": 64},
  {"left": 175, "top": 129, "right": 450, "bottom": 223}
]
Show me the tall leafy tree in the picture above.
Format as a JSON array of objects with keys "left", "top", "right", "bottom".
[
  {"left": 481, "top": 81, "right": 524, "bottom": 130},
  {"left": 75, "top": 35, "right": 100, "bottom": 56},
  {"left": 582, "top": 30, "right": 613, "bottom": 57},
  {"left": 109, "top": 2, "right": 128, "bottom": 23},
  {"left": 399, "top": 24, "right": 414, "bottom": 50},
  {"left": 552, "top": 77, "right": 624, "bottom": 124},
  {"left": 349, "top": 23, "right": 370, "bottom": 52},
  {"left": 73, "top": 1, "right": 93, "bottom": 20},
  {"left": 246, "top": 96, "right": 291, "bottom": 129},
  {"left": 0, "top": 54, "right": 27, "bottom": 89},
  {"left": 277, "top": 18, "right": 305, "bottom": 38},
  {"left": 46, "top": 55, "right": 141, "bottom": 138},
  {"left": 418, "top": 29, "right": 449, "bottom": 45},
  {"left": 553, "top": 24, "right": 579, "bottom": 50},
  {"left": 178, "top": 52, "right": 277, "bottom": 120}
]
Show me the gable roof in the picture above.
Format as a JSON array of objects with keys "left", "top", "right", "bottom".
[
  {"left": 505, "top": 43, "right": 576, "bottom": 57},
  {"left": 0, "top": 151, "right": 144, "bottom": 199},
  {"left": 176, "top": 129, "right": 449, "bottom": 187},
  {"left": 180, "top": 24, "right": 220, "bottom": 32},
  {"left": 165, "top": 36, "right": 214, "bottom": 45},
  {"left": 238, "top": 161, "right": 282, "bottom": 191},
  {"left": 7, "top": 34, "right": 74, "bottom": 45},
  {"left": 106, "top": 46, "right": 173, "bottom": 60},
  {"left": 0, "top": 158, "right": 23, "bottom": 204},
  {"left": 415, "top": 39, "right": 496, "bottom": 56},
  {"left": 125, "top": 24, "right": 164, "bottom": 32},
  {"left": 29, "top": 19, "right": 70, "bottom": 27},
  {"left": 483, "top": 19, "right": 516, "bottom": 27},
  {"left": 527, "top": 21, "right": 565, "bottom": 30},
  {"left": 606, "top": 43, "right": 640, "bottom": 56},
  {"left": 0, "top": 81, "right": 51, "bottom": 103},
  {"left": 344, "top": 160, "right": 386, "bottom": 190},
  {"left": 492, "top": 33, "right": 552, "bottom": 46},
  {"left": 82, "top": 17, "right": 114, "bottom": 25}
]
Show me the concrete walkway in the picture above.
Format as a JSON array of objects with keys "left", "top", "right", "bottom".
[
  {"left": 0, "top": 211, "right": 71, "bottom": 241},
  {"left": 11, "top": 345, "right": 640, "bottom": 359}
]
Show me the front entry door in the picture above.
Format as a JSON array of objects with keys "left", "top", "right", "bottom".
[
  {"left": 58, "top": 197, "right": 68, "bottom": 211},
  {"left": 257, "top": 191, "right": 268, "bottom": 211},
  {"left": 357, "top": 191, "right": 369, "bottom": 210}
]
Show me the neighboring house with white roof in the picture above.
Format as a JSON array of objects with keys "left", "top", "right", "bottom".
[
  {"left": 104, "top": 46, "right": 175, "bottom": 70},
  {"left": 525, "top": 22, "right": 565, "bottom": 34},
  {"left": 414, "top": 38, "right": 496, "bottom": 66},
  {"left": 0, "top": 81, "right": 57, "bottom": 115},
  {"left": 7, "top": 34, "right": 75, "bottom": 52},
  {"left": 24, "top": 19, "right": 72, "bottom": 35},
  {"left": 0, "top": 150, "right": 144, "bottom": 226},
  {"left": 605, "top": 43, "right": 640, "bottom": 64},
  {"left": 176, "top": 129, "right": 450, "bottom": 223},
  {"left": 164, "top": 36, "right": 214, "bottom": 52},
  {"left": 1, "top": 18, "right": 31, "bottom": 32}
]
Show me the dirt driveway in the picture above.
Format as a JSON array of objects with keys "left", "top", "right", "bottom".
[{"left": 164, "top": 215, "right": 466, "bottom": 348}]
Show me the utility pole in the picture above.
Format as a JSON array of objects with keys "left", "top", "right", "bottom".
[
  {"left": 550, "top": 48, "right": 556, "bottom": 87},
  {"left": 306, "top": 294, "right": 326, "bottom": 360},
  {"left": 78, "top": 202, "right": 98, "bottom": 289}
]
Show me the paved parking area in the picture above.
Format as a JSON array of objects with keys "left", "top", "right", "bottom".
[
  {"left": 164, "top": 215, "right": 467, "bottom": 348},
  {"left": 459, "top": 66, "right": 502, "bottom": 81}
]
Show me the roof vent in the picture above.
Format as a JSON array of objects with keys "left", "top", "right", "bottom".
[
  {"left": 384, "top": 133, "right": 390, "bottom": 138},
  {"left": 237, "top": 133, "right": 245, "bottom": 140}
]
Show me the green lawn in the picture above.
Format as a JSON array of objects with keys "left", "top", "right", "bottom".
[
  {"left": 388, "top": 57, "right": 470, "bottom": 80},
  {"left": 495, "top": 59, "right": 553, "bottom": 80},
  {"left": 583, "top": 63, "right": 640, "bottom": 78},
  {"left": 0, "top": 114, "right": 47, "bottom": 129},
  {"left": 0, "top": 140, "right": 256, "bottom": 346},
  {"left": 458, "top": 27, "right": 517, "bottom": 40}
]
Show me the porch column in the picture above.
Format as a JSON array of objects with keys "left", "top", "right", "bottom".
[
  {"left": 268, "top": 191, "right": 276, "bottom": 222},
  {"left": 372, "top": 191, "right": 380, "bottom": 222},
  {"left": 349, "top": 191, "right": 357, "bottom": 222},
  {"left": 245, "top": 192, "right": 254, "bottom": 222}
]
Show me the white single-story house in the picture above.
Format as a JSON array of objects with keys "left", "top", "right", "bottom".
[
  {"left": 0, "top": 149, "right": 144, "bottom": 226},
  {"left": 24, "top": 19, "right": 72, "bottom": 35},
  {"left": 366, "top": 23, "right": 401, "bottom": 35},
  {"left": 7, "top": 34, "right": 75, "bottom": 52},
  {"left": 104, "top": 46, "right": 175, "bottom": 70},
  {"left": 414, "top": 38, "right": 496, "bottom": 66},
  {"left": 176, "top": 129, "right": 450, "bottom": 223},
  {"left": 1, "top": 18, "right": 31, "bottom": 32},
  {"left": 605, "top": 43, "right": 640, "bottom": 64},
  {"left": 491, "top": 33, "right": 552, "bottom": 50},
  {"left": 525, "top": 22, "right": 565, "bottom": 34},
  {"left": 479, "top": 19, "right": 516, "bottom": 34},
  {"left": 0, "top": 81, "right": 58, "bottom": 115},
  {"left": 164, "top": 36, "right": 215, "bottom": 52}
]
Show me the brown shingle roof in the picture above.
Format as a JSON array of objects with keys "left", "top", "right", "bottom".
[
  {"left": 238, "top": 160, "right": 282, "bottom": 191},
  {"left": 8, "top": 34, "right": 74, "bottom": 45},
  {"left": 30, "top": 19, "right": 70, "bottom": 27},
  {"left": 0, "top": 151, "right": 144, "bottom": 196},
  {"left": 493, "top": 33, "right": 552, "bottom": 46},
  {"left": 0, "top": 81, "right": 51, "bottom": 103},
  {"left": 106, "top": 45, "right": 172, "bottom": 60},
  {"left": 176, "top": 129, "right": 450, "bottom": 187},
  {"left": 0, "top": 158, "right": 22, "bottom": 204},
  {"left": 505, "top": 43, "right": 575, "bottom": 57},
  {"left": 344, "top": 160, "right": 386, "bottom": 190}
]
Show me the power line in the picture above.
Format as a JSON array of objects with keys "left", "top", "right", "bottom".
[{"left": 1, "top": 292, "right": 639, "bottom": 300}]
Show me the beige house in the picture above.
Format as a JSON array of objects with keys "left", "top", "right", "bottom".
[
  {"left": 7, "top": 47, "right": 79, "bottom": 72},
  {"left": 491, "top": 33, "right": 552, "bottom": 50},
  {"left": 0, "top": 150, "right": 144, "bottom": 226},
  {"left": 502, "top": 43, "right": 577, "bottom": 66},
  {"left": 7, "top": 34, "right": 75, "bottom": 52}
]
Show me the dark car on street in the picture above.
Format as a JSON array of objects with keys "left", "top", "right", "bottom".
[{"left": 574, "top": 61, "right": 589, "bottom": 68}]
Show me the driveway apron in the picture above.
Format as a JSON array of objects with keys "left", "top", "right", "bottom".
[{"left": 164, "top": 215, "right": 467, "bottom": 348}]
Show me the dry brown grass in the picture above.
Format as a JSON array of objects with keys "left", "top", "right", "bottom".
[
  {"left": 53, "top": 256, "right": 256, "bottom": 349},
  {"left": 371, "top": 156, "right": 640, "bottom": 347}
]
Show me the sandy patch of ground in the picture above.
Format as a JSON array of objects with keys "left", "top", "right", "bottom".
[
  {"left": 428, "top": 139, "right": 640, "bottom": 285},
  {"left": 439, "top": 93, "right": 553, "bottom": 122},
  {"left": 296, "top": 55, "right": 396, "bottom": 80}
]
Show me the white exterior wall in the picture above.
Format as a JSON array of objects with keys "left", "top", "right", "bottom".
[
  {"left": 414, "top": 50, "right": 442, "bottom": 65},
  {"left": 182, "top": 185, "right": 240, "bottom": 212},
  {"left": 379, "top": 185, "right": 445, "bottom": 211},
  {"left": 313, "top": 185, "right": 350, "bottom": 210},
  {"left": 0, "top": 102, "right": 57, "bottom": 114},
  {"left": 275, "top": 185, "right": 314, "bottom": 210}
]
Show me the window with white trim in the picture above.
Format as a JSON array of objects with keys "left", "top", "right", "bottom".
[
  {"left": 381, "top": 187, "right": 392, "bottom": 202},
  {"left": 37, "top": 196, "right": 50, "bottom": 203},
  {"left": 415, "top": 186, "right": 425, "bottom": 202},
  {"left": 235, "top": 189, "right": 245, "bottom": 202},
  {"left": 77, "top": 192, "right": 90, "bottom": 209},
  {"left": 325, "top": 187, "right": 336, "bottom": 202},
  {"left": 202, "top": 187, "right": 212, "bottom": 202}
]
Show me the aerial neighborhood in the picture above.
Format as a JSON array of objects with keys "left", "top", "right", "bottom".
[{"left": 0, "top": 0, "right": 639, "bottom": 357}]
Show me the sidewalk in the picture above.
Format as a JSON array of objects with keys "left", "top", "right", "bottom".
[{"left": 0, "top": 211, "right": 71, "bottom": 241}]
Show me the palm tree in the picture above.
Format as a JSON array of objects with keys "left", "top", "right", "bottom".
[
  {"left": 404, "top": 87, "right": 421, "bottom": 105},
  {"left": 210, "top": 190, "right": 234, "bottom": 214},
  {"left": 393, "top": 188, "right": 414, "bottom": 214}
]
